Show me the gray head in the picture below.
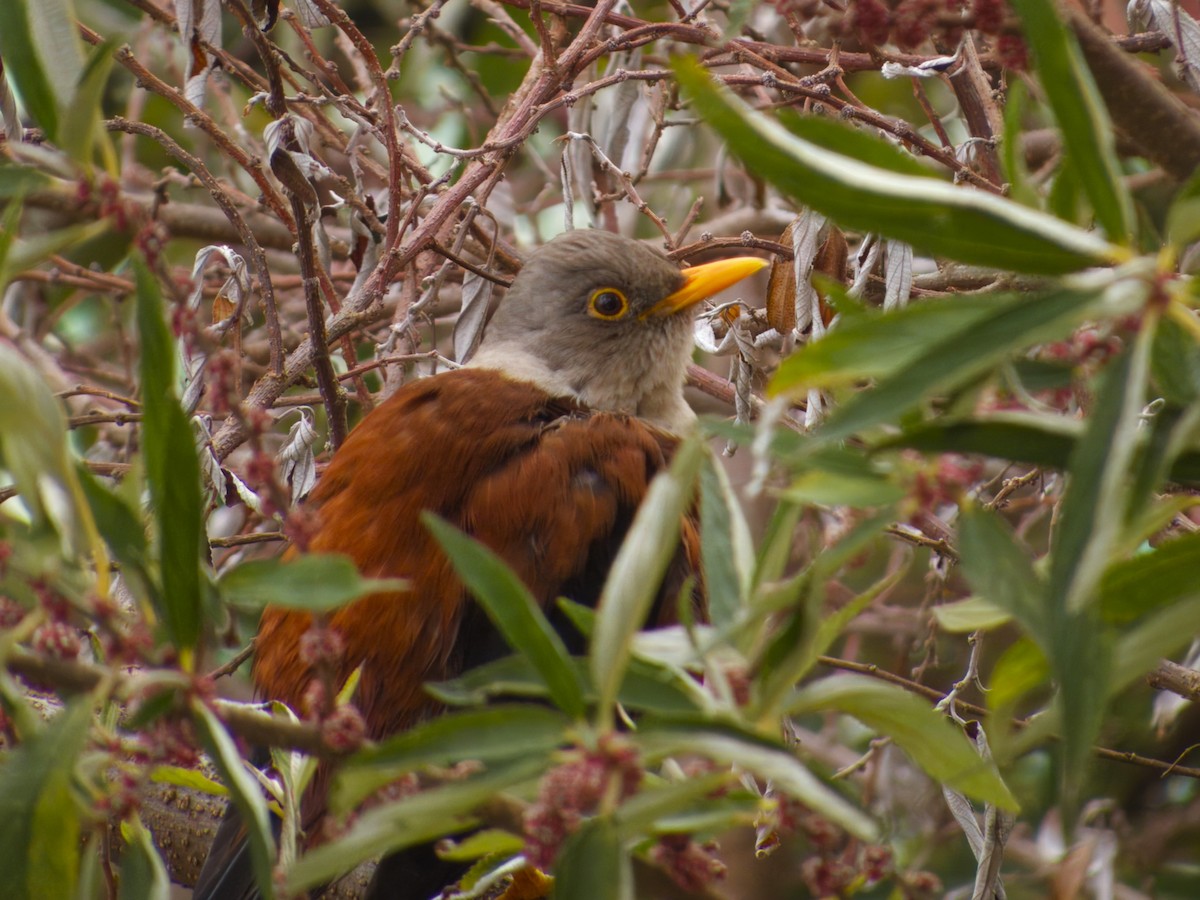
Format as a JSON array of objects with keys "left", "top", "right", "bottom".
[{"left": 469, "top": 230, "right": 765, "bottom": 432}]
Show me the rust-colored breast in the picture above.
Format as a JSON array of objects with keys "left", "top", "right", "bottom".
[{"left": 252, "top": 368, "right": 700, "bottom": 740}]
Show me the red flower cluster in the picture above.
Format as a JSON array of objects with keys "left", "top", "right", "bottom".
[
  {"left": 523, "top": 735, "right": 643, "bottom": 870},
  {"left": 650, "top": 834, "right": 727, "bottom": 893},
  {"left": 848, "top": 0, "right": 1028, "bottom": 68}
]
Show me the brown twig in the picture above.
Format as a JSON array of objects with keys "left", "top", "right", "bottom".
[{"left": 106, "top": 117, "right": 285, "bottom": 377}]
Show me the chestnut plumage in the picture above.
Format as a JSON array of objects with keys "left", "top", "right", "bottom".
[{"left": 193, "top": 230, "right": 765, "bottom": 900}]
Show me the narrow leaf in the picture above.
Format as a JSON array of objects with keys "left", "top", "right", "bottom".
[
  {"left": 1111, "top": 594, "right": 1200, "bottom": 695},
  {"left": 932, "top": 597, "right": 1012, "bottom": 633},
  {"left": 1049, "top": 327, "right": 1154, "bottom": 614},
  {"left": 1100, "top": 530, "right": 1200, "bottom": 624},
  {"left": 135, "top": 259, "right": 204, "bottom": 661},
  {"left": 191, "top": 702, "right": 276, "bottom": 898},
  {"left": 0, "top": 0, "right": 61, "bottom": 137},
  {"left": 814, "top": 290, "right": 1099, "bottom": 442},
  {"left": 1009, "top": 0, "right": 1133, "bottom": 242},
  {"left": 428, "top": 655, "right": 702, "bottom": 717},
  {"left": 772, "top": 295, "right": 1016, "bottom": 395},
  {"left": 287, "top": 759, "right": 544, "bottom": 893},
  {"left": 553, "top": 818, "right": 630, "bottom": 900},
  {"left": 60, "top": 40, "right": 114, "bottom": 165},
  {"left": 676, "top": 59, "right": 1120, "bottom": 274},
  {"left": 117, "top": 818, "right": 171, "bottom": 900},
  {"left": 637, "top": 724, "right": 878, "bottom": 840},
  {"left": 590, "top": 438, "right": 705, "bottom": 726},
  {"left": 0, "top": 701, "right": 90, "bottom": 900},
  {"left": 958, "top": 504, "right": 1045, "bottom": 637},
  {"left": 777, "top": 296, "right": 1012, "bottom": 393},
  {"left": 334, "top": 706, "right": 568, "bottom": 812},
  {"left": 699, "top": 451, "right": 753, "bottom": 629},
  {"left": 217, "top": 554, "right": 406, "bottom": 613},
  {"left": 426, "top": 516, "right": 587, "bottom": 720},
  {"left": 789, "top": 676, "right": 1018, "bottom": 811}
]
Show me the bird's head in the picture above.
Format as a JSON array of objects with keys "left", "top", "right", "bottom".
[{"left": 469, "top": 230, "right": 765, "bottom": 432}]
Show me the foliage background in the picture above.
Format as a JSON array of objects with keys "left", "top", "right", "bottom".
[{"left": 1, "top": 0, "right": 1200, "bottom": 897}]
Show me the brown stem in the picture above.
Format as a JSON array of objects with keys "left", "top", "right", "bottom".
[{"left": 1066, "top": 6, "right": 1200, "bottom": 181}]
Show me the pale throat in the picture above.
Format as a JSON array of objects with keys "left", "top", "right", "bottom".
[{"left": 466, "top": 342, "right": 697, "bottom": 434}]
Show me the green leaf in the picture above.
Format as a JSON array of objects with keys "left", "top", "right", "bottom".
[
  {"left": 637, "top": 723, "right": 878, "bottom": 839},
  {"left": 1049, "top": 332, "right": 1154, "bottom": 615},
  {"left": 1125, "top": 403, "right": 1200, "bottom": 524},
  {"left": 435, "top": 829, "right": 524, "bottom": 863},
  {"left": 191, "top": 702, "right": 276, "bottom": 899},
  {"left": 287, "top": 759, "right": 544, "bottom": 894},
  {"left": 60, "top": 40, "right": 114, "bottom": 166},
  {"left": 1037, "top": 324, "right": 1153, "bottom": 828},
  {"left": 958, "top": 504, "right": 1045, "bottom": 637},
  {"left": 1099, "top": 530, "right": 1200, "bottom": 624},
  {"left": 4, "top": 219, "right": 111, "bottom": 278},
  {"left": 1046, "top": 610, "right": 1110, "bottom": 826},
  {"left": 0, "top": 343, "right": 83, "bottom": 547},
  {"left": 333, "top": 705, "right": 569, "bottom": 812},
  {"left": 778, "top": 111, "right": 943, "bottom": 179},
  {"left": 552, "top": 818, "right": 630, "bottom": 900},
  {"left": 1111, "top": 594, "right": 1200, "bottom": 695},
  {"left": 217, "top": 554, "right": 407, "bottom": 613},
  {"left": 676, "top": 59, "right": 1120, "bottom": 274},
  {"left": 0, "top": 164, "right": 51, "bottom": 198},
  {"left": 881, "top": 413, "right": 1080, "bottom": 470},
  {"left": 782, "top": 449, "right": 906, "bottom": 508},
  {"left": 1166, "top": 169, "right": 1200, "bottom": 248},
  {"left": 772, "top": 295, "right": 1020, "bottom": 396},
  {"left": 149, "top": 765, "right": 227, "bottom": 796},
  {"left": 755, "top": 565, "right": 903, "bottom": 718},
  {"left": 814, "top": 290, "right": 1099, "bottom": 443},
  {"left": 1000, "top": 79, "right": 1038, "bottom": 209},
  {"left": 135, "top": 259, "right": 204, "bottom": 663},
  {"left": 0, "top": 0, "right": 62, "bottom": 138},
  {"left": 1009, "top": 0, "right": 1132, "bottom": 243},
  {"left": 613, "top": 771, "right": 735, "bottom": 834},
  {"left": 752, "top": 499, "right": 802, "bottom": 591},
  {"left": 117, "top": 818, "right": 170, "bottom": 900},
  {"left": 788, "top": 676, "right": 1018, "bottom": 811},
  {"left": 932, "top": 597, "right": 1013, "bottom": 633},
  {"left": 591, "top": 438, "right": 705, "bottom": 727},
  {"left": 1151, "top": 317, "right": 1200, "bottom": 405},
  {"left": 428, "top": 655, "right": 702, "bottom": 717},
  {"left": 78, "top": 466, "right": 157, "bottom": 606},
  {"left": 699, "top": 451, "right": 753, "bottom": 629},
  {"left": 987, "top": 637, "right": 1049, "bottom": 717},
  {"left": 0, "top": 701, "right": 90, "bottom": 900},
  {"left": 425, "top": 516, "right": 587, "bottom": 720}
]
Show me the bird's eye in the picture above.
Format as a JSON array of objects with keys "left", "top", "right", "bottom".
[{"left": 588, "top": 288, "right": 629, "bottom": 320}]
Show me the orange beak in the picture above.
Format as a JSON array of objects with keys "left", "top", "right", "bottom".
[{"left": 646, "top": 256, "right": 767, "bottom": 317}]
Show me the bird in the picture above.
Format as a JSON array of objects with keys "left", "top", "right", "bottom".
[{"left": 193, "top": 228, "right": 766, "bottom": 900}]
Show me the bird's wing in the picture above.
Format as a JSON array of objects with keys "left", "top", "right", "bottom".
[{"left": 254, "top": 367, "right": 701, "bottom": 738}]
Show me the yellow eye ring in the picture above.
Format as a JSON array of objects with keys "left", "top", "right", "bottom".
[{"left": 588, "top": 287, "right": 629, "bottom": 320}]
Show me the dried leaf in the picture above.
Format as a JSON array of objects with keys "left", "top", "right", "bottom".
[
  {"left": 766, "top": 212, "right": 844, "bottom": 335},
  {"left": 453, "top": 270, "right": 494, "bottom": 364},
  {"left": 279, "top": 408, "right": 318, "bottom": 501},
  {"left": 765, "top": 221, "right": 797, "bottom": 334},
  {"left": 291, "top": 0, "right": 330, "bottom": 29},
  {"left": 883, "top": 239, "right": 913, "bottom": 311},
  {"left": 1129, "top": 0, "right": 1200, "bottom": 92},
  {"left": 176, "top": 0, "right": 221, "bottom": 109},
  {"left": 813, "top": 223, "right": 848, "bottom": 326}
]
